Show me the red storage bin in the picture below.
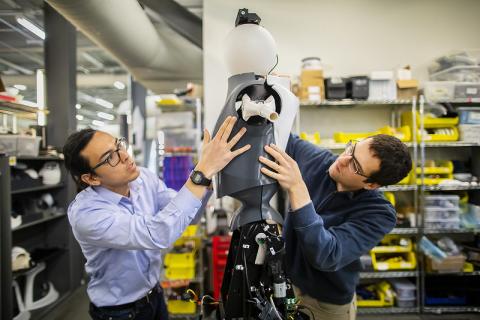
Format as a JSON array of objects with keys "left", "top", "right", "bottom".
[{"left": 212, "top": 235, "right": 231, "bottom": 299}]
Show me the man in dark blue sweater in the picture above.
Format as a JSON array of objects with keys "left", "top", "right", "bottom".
[{"left": 259, "top": 134, "right": 411, "bottom": 320}]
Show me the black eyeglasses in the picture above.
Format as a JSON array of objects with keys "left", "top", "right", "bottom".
[
  {"left": 91, "top": 137, "right": 129, "bottom": 172},
  {"left": 345, "top": 140, "right": 369, "bottom": 178}
]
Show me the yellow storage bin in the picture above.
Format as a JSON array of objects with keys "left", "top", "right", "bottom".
[
  {"left": 334, "top": 131, "right": 381, "bottom": 143},
  {"left": 164, "top": 251, "right": 196, "bottom": 269},
  {"left": 417, "top": 127, "right": 459, "bottom": 142},
  {"left": 371, "top": 251, "right": 417, "bottom": 271},
  {"left": 357, "top": 281, "right": 394, "bottom": 307},
  {"left": 334, "top": 126, "right": 411, "bottom": 143},
  {"left": 378, "top": 126, "right": 412, "bottom": 142},
  {"left": 383, "top": 192, "right": 395, "bottom": 207},
  {"left": 415, "top": 160, "right": 454, "bottom": 185},
  {"left": 167, "top": 300, "right": 197, "bottom": 314},
  {"left": 165, "top": 267, "right": 195, "bottom": 280},
  {"left": 395, "top": 170, "right": 414, "bottom": 185},
  {"left": 371, "top": 236, "right": 413, "bottom": 253},
  {"left": 402, "top": 111, "right": 459, "bottom": 129},
  {"left": 300, "top": 131, "right": 321, "bottom": 145},
  {"left": 416, "top": 160, "right": 453, "bottom": 175},
  {"left": 182, "top": 225, "right": 199, "bottom": 238}
]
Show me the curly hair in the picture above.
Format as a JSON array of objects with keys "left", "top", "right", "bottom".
[{"left": 365, "top": 134, "right": 412, "bottom": 186}]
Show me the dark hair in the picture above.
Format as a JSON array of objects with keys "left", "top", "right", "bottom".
[
  {"left": 63, "top": 128, "right": 97, "bottom": 192},
  {"left": 365, "top": 134, "right": 412, "bottom": 187}
]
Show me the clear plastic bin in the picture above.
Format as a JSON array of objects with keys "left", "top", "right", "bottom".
[
  {"left": 454, "top": 82, "right": 480, "bottom": 99},
  {"left": 390, "top": 279, "right": 416, "bottom": 299},
  {"left": 16, "top": 136, "right": 41, "bottom": 157},
  {"left": 424, "top": 195, "right": 460, "bottom": 208},
  {"left": 459, "top": 124, "right": 480, "bottom": 143},
  {"left": 0, "top": 135, "right": 17, "bottom": 155},
  {"left": 424, "top": 81, "right": 455, "bottom": 102},
  {"left": 396, "top": 296, "right": 416, "bottom": 308},
  {"left": 425, "top": 207, "right": 459, "bottom": 220},
  {"left": 430, "top": 66, "right": 480, "bottom": 82},
  {"left": 424, "top": 218, "right": 460, "bottom": 229},
  {"left": 458, "top": 108, "right": 480, "bottom": 124}
]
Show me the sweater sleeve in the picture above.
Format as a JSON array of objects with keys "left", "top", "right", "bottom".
[{"left": 286, "top": 200, "right": 396, "bottom": 272}]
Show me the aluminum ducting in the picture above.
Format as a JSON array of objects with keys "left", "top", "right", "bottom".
[{"left": 46, "top": 0, "right": 202, "bottom": 91}]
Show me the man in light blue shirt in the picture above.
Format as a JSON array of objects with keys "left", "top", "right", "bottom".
[{"left": 63, "top": 116, "right": 249, "bottom": 320}]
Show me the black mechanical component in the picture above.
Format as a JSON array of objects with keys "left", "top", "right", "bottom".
[
  {"left": 220, "top": 222, "right": 298, "bottom": 319},
  {"left": 235, "top": 8, "right": 261, "bottom": 27}
]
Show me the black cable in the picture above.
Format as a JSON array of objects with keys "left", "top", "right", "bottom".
[{"left": 268, "top": 54, "right": 279, "bottom": 75}]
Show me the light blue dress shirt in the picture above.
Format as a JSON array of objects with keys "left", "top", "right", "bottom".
[{"left": 68, "top": 167, "right": 211, "bottom": 307}]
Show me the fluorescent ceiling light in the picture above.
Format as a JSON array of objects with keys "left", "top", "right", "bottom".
[
  {"left": 76, "top": 114, "right": 84, "bottom": 121},
  {"left": 97, "top": 111, "right": 115, "bottom": 121},
  {"left": 13, "top": 84, "right": 27, "bottom": 91},
  {"left": 95, "top": 98, "right": 113, "bottom": 109},
  {"left": 92, "top": 120, "right": 105, "bottom": 127},
  {"left": 113, "top": 81, "right": 125, "bottom": 90},
  {"left": 82, "top": 52, "right": 104, "bottom": 68},
  {"left": 0, "top": 57, "right": 33, "bottom": 75},
  {"left": 75, "top": 103, "right": 82, "bottom": 110},
  {"left": 16, "top": 17, "right": 45, "bottom": 40}
]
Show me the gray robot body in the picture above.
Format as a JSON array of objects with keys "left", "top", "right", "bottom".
[{"left": 213, "top": 72, "right": 283, "bottom": 229}]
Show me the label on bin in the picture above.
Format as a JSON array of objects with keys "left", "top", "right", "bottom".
[{"left": 466, "top": 87, "right": 478, "bottom": 95}]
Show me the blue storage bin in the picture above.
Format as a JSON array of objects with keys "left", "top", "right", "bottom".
[
  {"left": 458, "top": 107, "right": 480, "bottom": 124},
  {"left": 425, "top": 295, "right": 467, "bottom": 306}
]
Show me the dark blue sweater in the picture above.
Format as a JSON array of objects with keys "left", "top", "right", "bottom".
[{"left": 284, "top": 135, "right": 396, "bottom": 305}]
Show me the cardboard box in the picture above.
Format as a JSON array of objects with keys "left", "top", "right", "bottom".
[
  {"left": 300, "top": 69, "right": 324, "bottom": 80},
  {"left": 397, "top": 80, "right": 418, "bottom": 100},
  {"left": 297, "top": 84, "right": 325, "bottom": 101},
  {"left": 426, "top": 255, "right": 466, "bottom": 273}
]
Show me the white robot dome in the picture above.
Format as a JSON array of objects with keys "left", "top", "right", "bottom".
[{"left": 223, "top": 21, "right": 277, "bottom": 76}]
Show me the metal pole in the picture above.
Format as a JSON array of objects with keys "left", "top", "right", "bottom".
[{"left": 0, "top": 155, "right": 12, "bottom": 320}]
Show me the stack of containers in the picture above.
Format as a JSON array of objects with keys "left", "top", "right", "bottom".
[
  {"left": 390, "top": 279, "right": 417, "bottom": 307},
  {"left": 368, "top": 71, "right": 397, "bottom": 101},
  {"left": 458, "top": 107, "right": 480, "bottom": 144},
  {"left": 297, "top": 57, "right": 325, "bottom": 102},
  {"left": 425, "top": 50, "right": 480, "bottom": 102},
  {"left": 424, "top": 195, "right": 461, "bottom": 229}
]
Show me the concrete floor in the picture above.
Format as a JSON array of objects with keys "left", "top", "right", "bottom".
[{"left": 47, "top": 285, "right": 480, "bottom": 320}]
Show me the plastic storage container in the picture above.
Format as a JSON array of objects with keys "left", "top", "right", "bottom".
[
  {"left": 0, "top": 135, "right": 17, "bottom": 155},
  {"left": 396, "top": 297, "right": 416, "bottom": 307},
  {"left": 424, "top": 195, "right": 460, "bottom": 208},
  {"left": 302, "top": 57, "right": 322, "bottom": 70},
  {"left": 424, "top": 218, "right": 460, "bottom": 229},
  {"left": 390, "top": 279, "right": 416, "bottom": 299},
  {"left": 325, "top": 77, "right": 347, "bottom": 99},
  {"left": 402, "top": 111, "right": 459, "bottom": 129},
  {"left": 458, "top": 107, "right": 480, "bottom": 124},
  {"left": 368, "top": 71, "right": 396, "bottom": 101},
  {"left": 424, "top": 81, "right": 455, "bottom": 102},
  {"left": 454, "top": 82, "right": 480, "bottom": 99},
  {"left": 167, "top": 300, "right": 196, "bottom": 314},
  {"left": 430, "top": 66, "right": 480, "bottom": 82},
  {"left": 347, "top": 76, "right": 369, "bottom": 99},
  {"left": 16, "top": 136, "right": 41, "bottom": 157},
  {"left": 424, "top": 207, "right": 460, "bottom": 220},
  {"left": 459, "top": 124, "right": 480, "bottom": 143}
]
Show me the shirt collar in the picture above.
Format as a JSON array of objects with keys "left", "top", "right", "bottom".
[{"left": 94, "top": 185, "right": 125, "bottom": 204}]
